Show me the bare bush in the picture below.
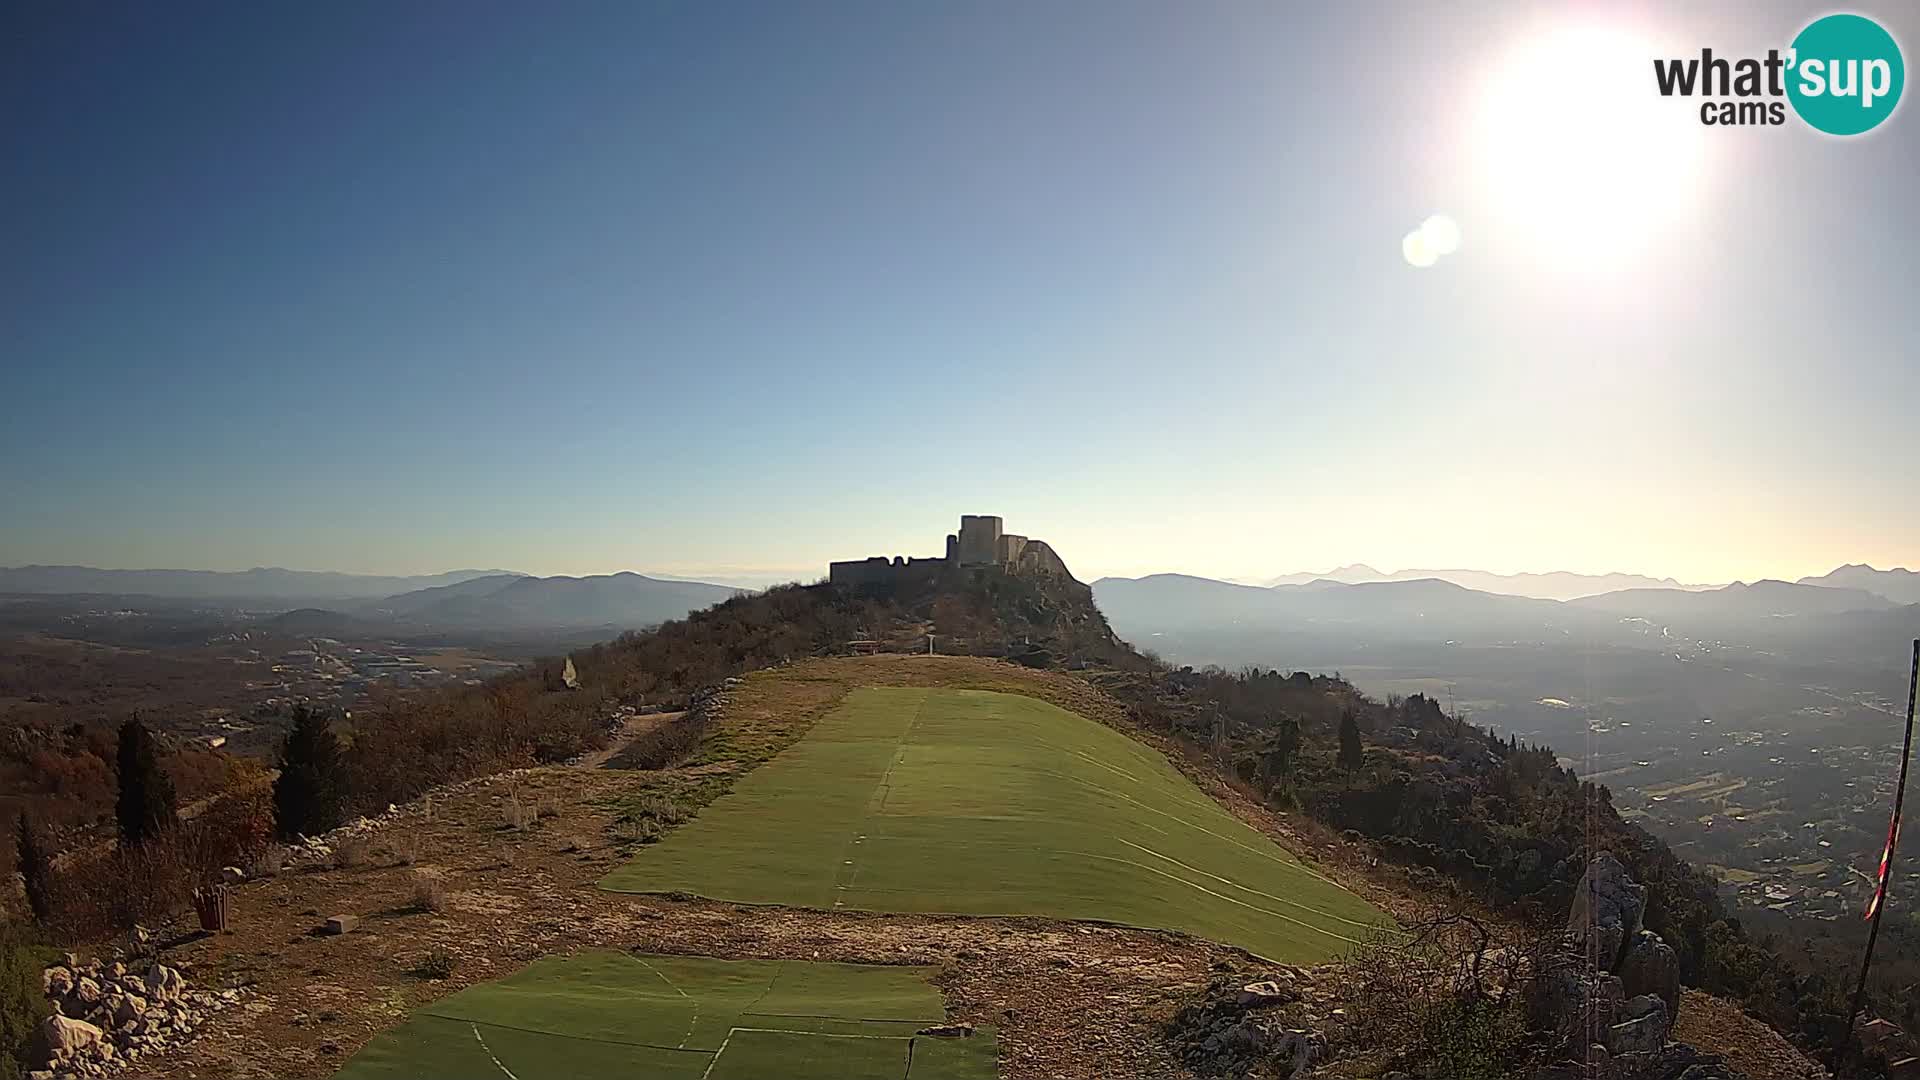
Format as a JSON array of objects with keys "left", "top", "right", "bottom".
[
  {"left": 251, "top": 843, "right": 286, "bottom": 878},
  {"left": 411, "top": 869, "right": 447, "bottom": 913},
  {"left": 333, "top": 836, "right": 370, "bottom": 870},
  {"left": 501, "top": 790, "right": 532, "bottom": 832},
  {"left": 412, "top": 945, "right": 458, "bottom": 980}
]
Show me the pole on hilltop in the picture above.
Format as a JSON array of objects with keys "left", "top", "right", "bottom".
[{"left": 1845, "top": 638, "right": 1920, "bottom": 1057}]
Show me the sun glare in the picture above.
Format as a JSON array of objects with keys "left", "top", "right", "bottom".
[{"left": 1472, "top": 24, "right": 1706, "bottom": 274}]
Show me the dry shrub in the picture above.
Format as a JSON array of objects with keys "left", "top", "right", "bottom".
[
  {"left": 42, "top": 779, "right": 276, "bottom": 943},
  {"left": 1341, "top": 915, "right": 1541, "bottom": 1079},
  {"left": 333, "top": 836, "right": 370, "bottom": 870},
  {"left": 501, "top": 790, "right": 532, "bottom": 832},
  {"left": 390, "top": 835, "right": 425, "bottom": 866},
  {"left": 251, "top": 843, "right": 287, "bottom": 878},
  {"left": 411, "top": 869, "right": 447, "bottom": 913},
  {"left": 412, "top": 945, "right": 458, "bottom": 980}
]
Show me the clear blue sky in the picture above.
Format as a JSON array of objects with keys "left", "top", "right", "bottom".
[{"left": 4, "top": 2, "right": 1916, "bottom": 586}]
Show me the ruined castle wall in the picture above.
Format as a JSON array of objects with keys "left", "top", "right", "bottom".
[
  {"left": 829, "top": 555, "right": 946, "bottom": 589},
  {"left": 956, "top": 515, "right": 1003, "bottom": 566},
  {"left": 998, "top": 534, "right": 1029, "bottom": 564},
  {"left": 1013, "top": 539, "right": 1072, "bottom": 578}
]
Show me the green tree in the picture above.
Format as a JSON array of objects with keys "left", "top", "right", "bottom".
[
  {"left": 1338, "top": 709, "right": 1364, "bottom": 773},
  {"left": 11, "top": 816, "right": 51, "bottom": 924},
  {"left": 1262, "top": 717, "right": 1302, "bottom": 778},
  {"left": 274, "top": 705, "right": 347, "bottom": 838},
  {"left": 115, "top": 716, "right": 177, "bottom": 847},
  {"left": 0, "top": 922, "right": 50, "bottom": 1080}
]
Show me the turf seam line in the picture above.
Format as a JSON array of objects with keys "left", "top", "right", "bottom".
[
  {"left": 836, "top": 690, "right": 930, "bottom": 904},
  {"left": 727, "top": 1026, "right": 912, "bottom": 1039},
  {"left": 741, "top": 961, "right": 784, "bottom": 1016},
  {"left": 418, "top": 1014, "right": 712, "bottom": 1054},
  {"left": 1114, "top": 837, "right": 1400, "bottom": 933},
  {"left": 469, "top": 1022, "right": 522, "bottom": 1080},
  {"left": 623, "top": 953, "right": 701, "bottom": 1047},
  {"left": 739, "top": 1012, "right": 941, "bottom": 1023}
]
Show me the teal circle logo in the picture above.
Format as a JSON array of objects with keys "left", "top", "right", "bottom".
[{"left": 1787, "top": 13, "right": 1904, "bottom": 135}]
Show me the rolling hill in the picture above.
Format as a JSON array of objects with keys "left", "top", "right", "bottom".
[{"left": 362, "top": 571, "right": 741, "bottom": 629}]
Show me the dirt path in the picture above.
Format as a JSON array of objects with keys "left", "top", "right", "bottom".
[{"left": 569, "top": 709, "right": 682, "bottom": 770}]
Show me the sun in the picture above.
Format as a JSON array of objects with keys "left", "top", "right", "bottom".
[{"left": 1470, "top": 23, "right": 1707, "bottom": 274}]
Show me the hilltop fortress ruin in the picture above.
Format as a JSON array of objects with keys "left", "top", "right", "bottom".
[{"left": 829, "top": 514, "right": 1073, "bottom": 588}]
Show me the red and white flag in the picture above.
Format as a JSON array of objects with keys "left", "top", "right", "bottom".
[{"left": 1866, "top": 813, "right": 1901, "bottom": 920}]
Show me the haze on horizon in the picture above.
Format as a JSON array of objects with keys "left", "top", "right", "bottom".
[{"left": 5, "top": 3, "right": 1917, "bottom": 589}]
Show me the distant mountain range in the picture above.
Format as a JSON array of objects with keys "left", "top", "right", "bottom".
[
  {"left": 1565, "top": 579, "right": 1899, "bottom": 619},
  {"left": 1093, "top": 571, "right": 1908, "bottom": 644},
  {"left": 1250, "top": 564, "right": 1712, "bottom": 601},
  {"left": 1797, "top": 564, "right": 1920, "bottom": 605},
  {"left": 0, "top": 564, "right": 742, "bottom": 632},
  {"left": 0, "top": 565, "right": 521, "bottom": 601}
]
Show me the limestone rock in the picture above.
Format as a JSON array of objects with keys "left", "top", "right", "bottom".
[
  {"left": 1235, "top": 980, "right": 1297, "bottom": 1008},
  {"left": 1606, "top": 1002, "right": 1666, "bottom": 1055},
  {"left": 43, "top": 967, "right": 72, "bottom": 999},
  {"left": 1569, "top": 851, "right": 1647, "bottom": 971},
  {"left": 145, "top": 964, "right": 185, "bottom": 1004},
  {"left": 73, "top": 977, "right": 102, "bottom": 1008},
  {"left": 1617, "top": 930, "right": 1680, "bottom": 1022},
  {"left": 37, "top": 1013, "right": 106, "bottom": 1058}
]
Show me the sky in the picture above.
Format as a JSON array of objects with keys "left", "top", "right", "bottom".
[{"left": 4, "top": 1, "right": 1917, "bottom": 588}]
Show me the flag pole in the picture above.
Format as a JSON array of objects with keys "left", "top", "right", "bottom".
[{"left": 1846, "top": 638, "right": 1920, "bottom": 1055}]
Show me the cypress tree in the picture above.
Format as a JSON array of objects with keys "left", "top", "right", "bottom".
[
  {"left": 1338, "top": 709, "right": 1364, "bottom": 773},
  {"left": 115, "top": 716, "right": 177, "bottom": 847},
  {"left": 274, "top": 705, "right": 347, "bottom": 838},
  {"left": 13, "top": 814, "right": 52, "bottom": 924}
]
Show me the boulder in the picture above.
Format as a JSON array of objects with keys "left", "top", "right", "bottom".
[
  {"left": 146, "top": 964, "right": 185, "bottom": 1004},
  {"left": 1617, "top": 930, "right": 1680, "bottom": 1022},
  {"left": 1235, "top": 980, "right": 1297, "bottom": 1008},
  {"left": 72, "top": 977, "right": 102, "bottom": 1008},
  {"left": 1568, "top": 852, "right": 1646, "bottom": 971},
  {"left": 1606, "top": 1002, "right": 1666, "bottom": 1055},
  {"left": 110, "top": 993, "right": 148, "bottom": 1029},
  {"left": 35, "top": 1014, "right": 105, "bottom": 1061},
  {"left": 43, "top": 967, "right": 72, "bottom": 999}
]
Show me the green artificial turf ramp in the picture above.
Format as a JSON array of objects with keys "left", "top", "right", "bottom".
[
  {"left": 705, "top": 1030, "right": 909, "bottom": 1079},
  {"left": 603, "top": 687, "right": 1391, "bottom": 962},
  {"left": 333, "top": 951, "right": 996, "bottom": 1080}
]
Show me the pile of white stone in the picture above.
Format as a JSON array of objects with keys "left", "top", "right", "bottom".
[{"left": 31, "top": 946, "right": 243, "bottom": 1079}]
